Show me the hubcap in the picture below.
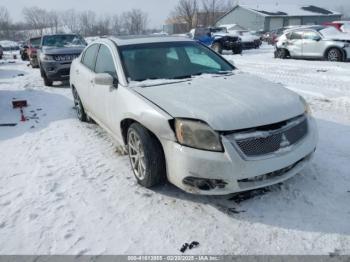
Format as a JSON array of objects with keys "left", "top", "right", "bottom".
[
  {"left": 328, "top": 50, "right": 339, "bottom": 61},
  {"left": 128, "top": 130, "right": 146, "bottom": 180}
]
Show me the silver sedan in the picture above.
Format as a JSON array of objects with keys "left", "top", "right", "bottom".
[{"left": 70, "top": 36, "right": 318, "bottom": 195}]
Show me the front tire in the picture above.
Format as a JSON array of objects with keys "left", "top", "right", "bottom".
[
  {"left": 72, "top": 87, "right": 87, "bottom": 122},
  {"left": 327, "top": 48, "right": 342, "bottom": 62},
  {"left": 275, "top": 48, "right": 288, "bottom": 59},
  {"left": 127, "top": 123, "right": 166, "bottom": 188}
]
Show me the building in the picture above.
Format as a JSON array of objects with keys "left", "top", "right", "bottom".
[
  {"left": 216, "top": 4, "right": 342, "bottom": 31},
  {"left": 164, "top": 11, "right": 226, "bottom": 35}
]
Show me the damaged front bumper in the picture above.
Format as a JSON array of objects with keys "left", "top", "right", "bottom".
[{"left": 161, "top": 116, "right": 318, "bottom": 195}]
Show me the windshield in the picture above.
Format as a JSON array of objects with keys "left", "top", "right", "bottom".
[
  {"left": 30, "top": 38, "right": 41, "bottom": 48},
  {"left": 319, "top": 26, "right": 342, "bottom": 36},
  {"left": 119, "top": 42, "right": 234, "bottom": 82},
  {"left": 42, "top": 35, "right": 86, "bottom": 48}
]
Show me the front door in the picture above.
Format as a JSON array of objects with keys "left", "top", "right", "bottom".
[
  {"left": 302, "top": 30, "right": 323, "bottom": 58},
  {"left": 92, "top": 44, "right": 119, "bottom": 129}
]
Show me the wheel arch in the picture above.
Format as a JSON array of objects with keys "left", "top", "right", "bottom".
[{"left": 323, "top": 46, "right": 346, "bottom": 61}]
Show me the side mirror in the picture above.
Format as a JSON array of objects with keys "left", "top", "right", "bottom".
[{"left": 94, "top": 73, "right": 114, "bottom": 86}]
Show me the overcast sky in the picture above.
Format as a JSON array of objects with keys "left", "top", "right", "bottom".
[{"left": 2, "top": 0, "right": 350, "bottom": 28}]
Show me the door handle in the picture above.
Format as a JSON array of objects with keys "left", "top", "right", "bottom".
[{"left": 75, "top": 69, "right": 79, "bottom": 74}]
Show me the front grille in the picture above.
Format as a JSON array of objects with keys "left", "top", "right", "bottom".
[
  {"left": 232, "top": 116, "right": 308, "bottom": 157},
  {"left": 58, "top": 68, "right": 70, "bottom": 76}
]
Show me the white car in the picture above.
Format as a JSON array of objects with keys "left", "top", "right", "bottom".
[
  {"left": 70, "top": 36, "right": 318, "bottom": 195},
  {"left": 275, "top": 25, "right": 350, "bottom": 62}
]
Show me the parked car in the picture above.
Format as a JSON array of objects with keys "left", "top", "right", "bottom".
[
  {"left": 275, "top": 25, "right": 350, "bottom": 62},
  {"left": 0, "top": 45, "right": 3, "bottom": 59},
  {"left": 231, "top": 30, "right": 262, "bottom": 49},
  {"left": 38, "top": 34, "right": 86, "bottom": 86},
  {"left": 220, "top": 25, "right": 262, "bottom": 49},
  {"left": 70, "top": 36, "right": 318, "bottom": 195},
  {"left": 20, "top": 42, "right": 29, "bottom": 61},
  {"left": 265, "top": 26, "right": 300, "bottom": 45},
  {"left": 324, "top": 21, "right": 350, "bottom": 33},
  {"left": 27, "top": 37, "right": 41, "bottom": 68},
  {"left": 189, "top": 27, "right": 242, "bottom": 54}
]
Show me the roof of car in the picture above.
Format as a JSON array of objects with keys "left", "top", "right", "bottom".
[
  {"left": 284, "top": 25, "right": 326, "bottom": 33},
  {"left": 109, "top": 35, "right": 193, "bottom": 46}
]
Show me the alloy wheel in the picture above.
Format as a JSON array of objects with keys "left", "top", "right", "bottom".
[
  {"left": 128, "top": 130, "right": 146, "bottom": 180},
  {"left": 328, "top": 49, "right": 340, "bottom": 61}
]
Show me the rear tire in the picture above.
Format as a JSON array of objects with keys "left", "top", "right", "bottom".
[
  {"left": 127, "top": 123, "right": 166, "bottom": 188},
  {"left": 327, "top": 48, "right": 342, "bottom": 62},
  {"left": 72, "top": 87, "right": 87, "bottom": 122},
  {"left": 212, "top": 42, "right": 223, "bottom": 54}
]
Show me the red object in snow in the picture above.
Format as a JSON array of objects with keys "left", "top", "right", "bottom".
[{"left": 12, "top": 100, "right": 28, "bottom": 122}]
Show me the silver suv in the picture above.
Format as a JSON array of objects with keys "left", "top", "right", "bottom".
[
  {"left": 38, "top": 34, "right": 86, "bottom": 86},
  {"left": 275, "top": 26, "right": 350, "bottom": 62}
]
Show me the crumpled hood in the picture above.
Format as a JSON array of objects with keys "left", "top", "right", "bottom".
[
  {"left": 133, "top": 73, "right": 305, "bottom": 131},
  {"left": 42, "top": 46, "right": 85, "bottom": 55},
  {"left": 324, "top": 34, "right": 350, "bottom": 42}
]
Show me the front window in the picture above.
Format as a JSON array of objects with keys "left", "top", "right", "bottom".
[
  {"left": 42, "top": 35, "right": 86, "bottom": 48},
  {"left": 119, "top": 42, "right": 234, "bottom": 82}
]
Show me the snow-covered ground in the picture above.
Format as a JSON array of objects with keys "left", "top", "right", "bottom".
[{"left": 0, "top": 45, "right": 349, "bottom": 255}]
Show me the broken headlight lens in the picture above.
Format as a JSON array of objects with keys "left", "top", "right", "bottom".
[{"left": 175, "top": 119, "right": 223, "bottom": 152}]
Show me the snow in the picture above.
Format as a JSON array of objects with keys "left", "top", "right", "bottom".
[{"left": 0, "top": 44, "right": 350, "bottom": 255}]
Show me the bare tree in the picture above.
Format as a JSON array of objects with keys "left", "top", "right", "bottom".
[
  {"left": 61, "top": 9, "right": 80, "bottom": 34},
  {"left": 171, "top": 0, "right": 198, "bottom": 31},
  {"left": 111, "top": 14, "right": 123, "bottom": 35},
  {"left": 201, "top": 0, "right": 234, "bottom": 26},
  {"left": 95, "top": 15, "right": 111, "bottom": 36},
  {"left": 122, "top": 9, "right": 148, "bottom": 35},
  {"left": 48, "top": 10, "right": 60, "bottom": 34},
  {"left": 22, "top": 7, "right": 50, "bottom": 35},
  {"left": 0, "top": 6, "right": 11, "bottom": 39},
  {"left": 79, "top": 10, "right": 96, "bottom": 36}
]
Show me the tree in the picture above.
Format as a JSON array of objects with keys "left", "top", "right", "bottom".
[
  {"left": 122, "top": 9, "right": 148, "bottom": 35},
  {"left": 61, "top": 9, "right": 80, "bottom": 34},
  {"left": 0, "top": 6, "right": 11, "bottom": 39},
  {"left": 171, "top": 0, "right": 198, "bottom": 31},
  {"left": 111, "top": 14, "right": 123, "bottom": 35},
  {"left": 22, "top": 7, "right": 50, "bottom": 35},
  {"left": 79, "top": 10, "right": 96, "bottom": 36},
  {"left": 201, "top": 0, "right": 234, "bottom": 26}
]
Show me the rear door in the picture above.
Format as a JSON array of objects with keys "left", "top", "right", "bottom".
[
  {"left": 77, "top": 44, "right": 100, "bottom": 114},
  {"left": 285, "top": 31, "right": 303, "bottom": 57}
]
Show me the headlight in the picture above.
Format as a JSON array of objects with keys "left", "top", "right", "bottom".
[
  {"left": 175, "top": 119, "right": 223, "bottom": 152},
  {"left": 40, "top": 54, "right": 55, "bottom": 61},
  {"left": 300, "top": 96, "right": 312, "bottom": 115},
  {"left": 344, "top": 43, "right": 350, "bottom": 48}
]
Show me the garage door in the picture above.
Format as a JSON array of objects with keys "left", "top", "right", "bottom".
[
  {"left": 288, "top": 18, "right": 301, "bottom": 26},
  {"left": 269, "top": 18, "right": 284, "bottom": 30}
]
